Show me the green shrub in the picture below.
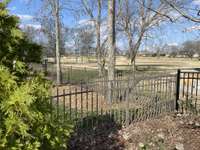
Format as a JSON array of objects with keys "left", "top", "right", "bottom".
[
  {"left": 0, "top": 1, "right": 73, "bottom": 149},
  {"left": 0, "top": 65, "right": 74, "bottom": 149},
  {"left": 0, "top": 1, "right": 42, "bottom": 69}
]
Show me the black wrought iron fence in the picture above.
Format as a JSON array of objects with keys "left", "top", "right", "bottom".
[
  {"left": 50, "top": 73, "right": 177, "bottom": 127},
  {"left": 176, "top": 69, "right": 200, "bottom": 114}
]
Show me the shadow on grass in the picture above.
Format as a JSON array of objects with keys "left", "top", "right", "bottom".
[{"left": 68, "top": 114, "right": 125, "bottom": 150}]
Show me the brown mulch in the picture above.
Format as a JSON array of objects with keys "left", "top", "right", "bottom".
[
  {"left": 68, "top": 114, "right": 200, "bottom": 150},
  {"left": 68, "top": 116, "right": 125, "bottom": 150},
  {"left": 120, "top": 113, "right": 200, "bottom": 150}
]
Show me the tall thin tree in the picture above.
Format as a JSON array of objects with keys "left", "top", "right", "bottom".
[
  {"left": 107, "top": 0, "right": 116, "bottom": 103},
  {"left": 53, "top": 0, "right": 62, "bottom": 84},
  {"left": 96, "top": 0, "right": 102, "bottom": 76},
  {"left": 80, "top": 0, "right": 107, "bottom": 77}
]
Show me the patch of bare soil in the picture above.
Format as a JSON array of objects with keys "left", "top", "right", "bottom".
[
  {"left": 68, "top": 114, "right": 200, "bottom": 150},
  {"left": 68, "top": 115, "right": 125, "bottom": 150},
  {"left": 120, "top": 113, "right": 200, "bottom": 150}
]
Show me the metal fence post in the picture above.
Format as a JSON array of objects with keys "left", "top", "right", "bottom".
[
  {"left": 43, "top": 58, "right": 48, "bottom": 76},
  {"left": 176, "top": 69, "right": 181, "bottom": 111}
]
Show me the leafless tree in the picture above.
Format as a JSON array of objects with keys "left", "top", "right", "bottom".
[
  {"left": 77, "top": 27, "right": 95, "bottom": 62},
  {"left": 23, "top": 26, "right": 37, "bottom": 42},
  {"left": 161, "top": 0, "right": 200, "bottom": 59},
  {"left": 35, "top": 0, "right": 63, "bottom": 84},
  {"left": 78, "top": 0, "right": 107, "bottom": 76},
  {"left": 107, "top": 0, "right": 116, "bottom": 103},
  {"left": 180, "top": 40, "right": 199, "bottom": 58},
  {"left": 117, "top": 0, "right": 176, "bottom": 71},
  {"left": 162, "top": 0, "right": 200, "bottom": 23},
  {"left": 52, "top": 0, "right": 62, "bottom": 84}
]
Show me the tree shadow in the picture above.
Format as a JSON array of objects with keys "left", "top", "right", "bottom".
[{"left": 68, "top": 115, "right": 125, "bottom": 150}]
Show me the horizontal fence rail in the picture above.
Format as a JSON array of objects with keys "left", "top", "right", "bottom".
[
  {"left": 50, "top": 73, "right": 177, "bottom": 127},
  {"left": 29, "top": 64, "right": 200, "bottom": 128}
]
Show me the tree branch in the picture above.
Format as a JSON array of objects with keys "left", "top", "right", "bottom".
[
  {"left": 81, "top": 0, "right": 94, "bottom": 19},
  {"left": 162, "top": 0, "right": 200, "bottom": 23},
  {"left": 136, "top": 0, "right": 174, "bottom": 23}
]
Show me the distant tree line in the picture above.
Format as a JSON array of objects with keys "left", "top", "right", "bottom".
[
  {"left": 150, "top": 40, "right": 200, "bottom": 58},
  {"left": 137, "top": 40, "right": 200, "bottom": 59}
]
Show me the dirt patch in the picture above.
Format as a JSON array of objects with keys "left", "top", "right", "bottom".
[
  {"left": 120, "top": 114, "right": 200, "bottom": 150},
  {"left": 68, "top": 115, "right": 125, "bottom": 150},
  {"left": 68, "top": 113, "right": 200, "bottom": 150}
]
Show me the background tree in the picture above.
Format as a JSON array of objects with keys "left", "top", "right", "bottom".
[
  {"left": 163, "top": 44, "right": 180, "bottom": 57},
  {"left": 107, "top": 0, "right": 116, "bottom": 103},
  {"left": 77, "top": 27, "right": 95, "bottom": 62},
  {"left": 23, "top": 26, "right": 39, "bottom": 42},
  {"left": 180, "top": 40, "right": 197, "bottom": 58},
  {"left": 78, "top": 0, "right": 107, "bottom": 76},
  {"left": 37, "top": 0, "right": 64, "bottom": 84},
  {"left": 53, "top": 0, "right": 62, "bottom": 84},
  {"left": 162, "top": 0, "right": 200, "bottom": 23},
  {"left": 37, "top": 14, "right": 56, "bottom": 57},
  {"left": 160, "top": 0, "right": 200, "bottom": 60},
  {"left": 117, "top": 0, "right": 177, "bottom": 71},
  {"left": 193, "top": 40, "right": 200, "bottom": 57}
]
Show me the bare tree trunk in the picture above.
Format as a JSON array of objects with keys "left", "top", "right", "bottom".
[
  {"left": 54, "top": 0, "right": 61, "bottom": 84},
  {"left": 130, "top": 53, "right": 136, "bottom": 74},
  {"left": 107, "top": 0, "right": 116, "bottom": 103},
  {"left": 81, "top": 0, "right": 106, "bottom": 77},
  {"left": 127, "top": 33, "right": 136, "bottom": 73},
  {"left": 130, "top": 28, "right": 145, "bottom": 72},
  {"left": 96, "top": 0, "right": 103, "bottom": 77}
]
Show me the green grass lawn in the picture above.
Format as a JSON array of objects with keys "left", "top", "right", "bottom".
[{"left": 61, "top": 68, "right": 99, "bottom": 84}]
